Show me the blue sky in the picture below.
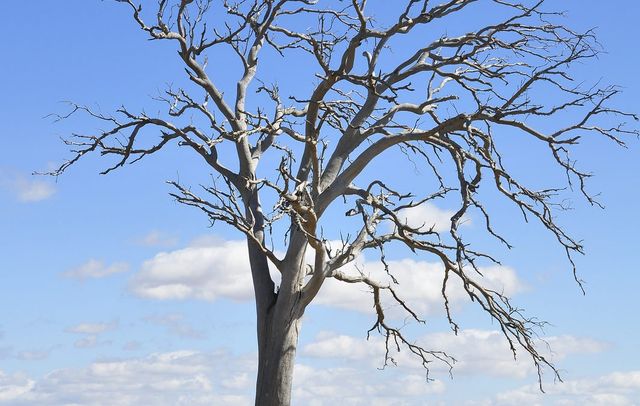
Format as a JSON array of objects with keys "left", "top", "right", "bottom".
[{"left": 1, "top": 1, "right": 639, "bottom": 405}]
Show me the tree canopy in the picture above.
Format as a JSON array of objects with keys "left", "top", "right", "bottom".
[{"left": 52, "top": 0, "right": 637, "bottom": 403}]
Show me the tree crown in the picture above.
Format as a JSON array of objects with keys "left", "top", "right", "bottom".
[{"left": 52, "top": 0, "right": 638, "bottom": 387}]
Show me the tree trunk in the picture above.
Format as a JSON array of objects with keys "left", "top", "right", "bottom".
[
  {"left": 245, "top": 194, "right": 308, "bottom": 405},
  {"left": 255, "top": 302, "right": 303, "bottom": 406}
]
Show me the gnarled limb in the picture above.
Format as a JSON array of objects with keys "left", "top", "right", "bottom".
[{"left": 52, "top": 0, "right": 637, "bottom": 402}]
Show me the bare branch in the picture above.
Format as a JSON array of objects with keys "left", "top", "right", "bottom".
[{"left": 52, "top": 0, "right": 638, "bottom": 397}]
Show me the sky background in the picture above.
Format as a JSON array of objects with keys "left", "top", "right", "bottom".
[{"left": 1, "top": 1, "right": 639, "bottom": 405}]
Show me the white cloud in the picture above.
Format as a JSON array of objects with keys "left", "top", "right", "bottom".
[
  {"left": 63, "top": 260, "right": 129, "bottom": 280},
  {"left": 542, "top": 335, "right": 609, "bottom": 359},
  {"left": 220, "top": 373, "right": 252, "bottom": 390},
  {"left": 302, "top": 330, "right": 608, "bottom": 380},
  {"left": 13, "top": 341, "right": 446, "bottom": 405},
  {"left": 130, "top": 237, "right": 523, "bottom": 323},
  {"left": 314, "top": 258, "right": 524, "bottom": 316},
  {"left": 302, "top": 332, "right": 381, "bottom": 361},
  {"left": 130, "top": 238, "right": 255, "bottom": 301},
  {"left": 0, "top": 171, "right": 56, "bottom": 203},
  {"left": 490, "top": 370, "right": 640, "bottom": 406},
  {"left": 14, "top": 179, "right": 55, "bottom": 202},
  {"left": 135, "top": 231, "right": 179, "bottom": 248},
  {"left": 0, "top": 341, "right": 623, "bottom": 406},
  {"left": 0, "top": 371, "right": 34, "bottom": 402},
  {"left": 420, "top": 330, "right": 564, "bottom": 379},
  {"left": 66, "top": 322, "right": 117, "bottom": 335},
  {"left": 0, "top": 339, "right": 445, "bottom": 406},
  {"left": 0, "top": 351, "right": 255, "bottom": 406},
  {"left": 293, "top": 363, "right": 446, "bottom": 405},
  {"left": 397, "top": 202, "right": 468, "bottom": 233}
]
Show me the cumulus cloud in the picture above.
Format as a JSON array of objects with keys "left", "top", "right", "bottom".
[
  {"left": 0, "top": 340, "right": 623, "bottom": 406},
  {"left": 293, "top": 363, "right": 446, "bottom": 405},
  {"left": 302, "top": 330, "right": 608, "bottom": 380},
  {"left": 488, "top": 370, "right": 640, "bottom": 406},
  {"left": 0, "top": 347, "right": 449, "bottom": 406},
  {"left": 542, "top": 335, "right": 610, "bottom": 359},
  {"left": 0, "top": 351, "right": 254, "bottom": 406},
  {"left": 130, "top": 236, "right": 523, "bottom": 322},
  {"left": 0, "top": 371, "right": 34, "bottom": 402},
  {"left": 393, "top": 202, "right": 473, "bottom": 235},
  {"left": 63, "top": 260, "right": 129, "bottom": 280},
  {"left": 314, "top": 258, "right": 523, "bottom": 316},
  {"left": 130, "top": 238, "right": 255, "bottom": 301},
  {"left": 422, "top": 330, "right": 606, "bottom": 379},
  {"left": 220, "top": 373, "right": 252, "bottom": 391},
  {"left": 396, "top": 202, "right": 461, "bottom": 232},
  {"left": 0, "top": 171, "right": 55, "bottom": 203},
  {"left": 302, "top": 332, "right": 380, "bottom": 362}
]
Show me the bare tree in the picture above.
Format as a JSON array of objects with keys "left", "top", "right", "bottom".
[{"left": 51, "top": 0, "right": 637, "bottom": 404}]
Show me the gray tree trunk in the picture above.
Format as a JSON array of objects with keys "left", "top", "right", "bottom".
[
  {"left": 254, "top": 306, "right": 303, "bottom": 406},
  {"left": 246, "top": 193, "right": 307, "bottom": 405}
]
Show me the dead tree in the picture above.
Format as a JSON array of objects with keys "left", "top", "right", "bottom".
[{"left": 52, "top": 0, "right": 637, "bottom": 404}]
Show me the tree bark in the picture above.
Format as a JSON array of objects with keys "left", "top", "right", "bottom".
[
  {"left": 246, "top": 191, "right": 306, "bottom": 406},
  {"left": 254, "top": 296, "right": 303, "bottom": 406}
]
